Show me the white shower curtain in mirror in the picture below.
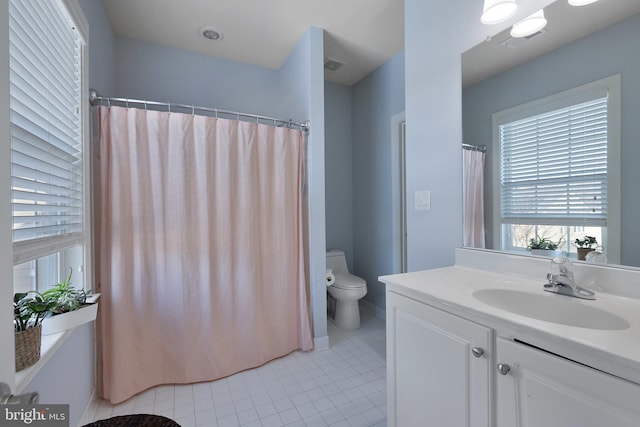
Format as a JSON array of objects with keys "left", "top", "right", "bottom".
[
  {"left": 97, "top": 106, "right": 313, "bottom": 403},
  {"left": 463, "top": 149, "right": 486, "bottom": 248}
]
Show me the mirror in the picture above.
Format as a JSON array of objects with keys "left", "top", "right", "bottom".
[{"left": 462, "top": 0, "right": 640, "bottom": 268}]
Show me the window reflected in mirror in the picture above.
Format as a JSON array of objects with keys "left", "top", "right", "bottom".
[{"left": 462, "top": 0, "right": 639, "bottom": 268}]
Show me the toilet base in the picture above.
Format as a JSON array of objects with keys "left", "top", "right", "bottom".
[{"left": 334, "top": 299, "right": 361, "bottom": 330}]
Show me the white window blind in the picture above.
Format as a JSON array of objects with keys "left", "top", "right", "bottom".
[
  {"left": 9, "top": 0, "right": 83, "bottom": 259},
  {"left": 500, "top": 96, "right": 608, "bottom": 226}
]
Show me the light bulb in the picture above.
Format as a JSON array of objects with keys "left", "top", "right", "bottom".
[
  {"left": 481, "top": 0, "right": 518, "bottom": 25},
  {"left": 568, "top": 0, "right": 599, "bottom": 6},
  {"left": 511, "top": 9, "right": 547, "bottom": 38}
]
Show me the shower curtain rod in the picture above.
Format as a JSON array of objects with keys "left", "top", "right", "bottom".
[
  {"left": 89, "top": 89, "right": 311, "bottom": 133},
  {"left": 462, "top": 143, "right": 487, "bottom": 153}
]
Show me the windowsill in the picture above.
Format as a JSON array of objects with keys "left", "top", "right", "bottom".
[
  {"left": 14, "top": 295, "right": 99, "bottom": 393},
  {"left": 15, "top": 328, "right": 75, "bottom": 393}
]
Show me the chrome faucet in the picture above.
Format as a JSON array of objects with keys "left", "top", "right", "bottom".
[
  {"left": 544, "top": 273, "right": 596, "bottom": 300},
  {"left": 544, "top": 257, "right": 596, "bottom": 300}
]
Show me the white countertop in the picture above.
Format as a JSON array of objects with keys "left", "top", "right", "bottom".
[{"left": 380, "top": 257, "right": 640, "bottom": 385}]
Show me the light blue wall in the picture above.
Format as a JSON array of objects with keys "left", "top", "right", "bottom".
[
  {"left": 80, "top": 0, "right": 116, "bottom": 95},
  {"left": 404, "top": 0, "right": 553, "bottom": 272},
  {"left": 278, "top": 30, "right": 313, "bottom": 121},
  {"left": 463, "top": 12, "right": 640, "bottom": 267},
  {"left": 114, "top": 37, "right": 281, "bottom": 116},
  {"left": 277, "top": 27, "right": 327, "bottom": 341},
  {"left": 324, "top": 82, "right": 354, "bottom": 270},
  {"left": 305, "top": 27, "right": 327, "bottom": 340},
  {"left": 351, "top": 52, "right": 405, "bottom": 310},
  {"left": 23, "top": 324, "right": 95, "bottom": 427}
]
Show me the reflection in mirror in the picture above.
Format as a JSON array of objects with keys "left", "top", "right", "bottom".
[{"left": 461, "top": 0, "right": 640, "bottom": 268}]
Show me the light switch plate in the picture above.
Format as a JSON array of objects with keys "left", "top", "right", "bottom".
[{"left": 415, "top": 190, "right": 431, "bottom": 211}]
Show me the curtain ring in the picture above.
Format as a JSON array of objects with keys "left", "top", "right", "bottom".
[
  {"left": 125, "top": 98, "right": 129, "bottom": 108},
  {"left": 144, "top": 100, "right": 147, "bottom": 110},
  {"left": 107, "top": 98, "right": 111, "bottom": 107},
  {"left": 215, "top": 108, "right": 218, "bottom": 119},
  {"left": 168, "top": 102, "right": 171, "bottom": 113},
  {"left": 236, "top": 112, "right": 240, "bottom": 121},
  {"left": 192, "top": 105, "right": 195, "bottom": 116}
]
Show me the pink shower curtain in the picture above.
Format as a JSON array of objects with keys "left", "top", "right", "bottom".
[
  {"left": 462, "top": 149, "right": 486, "bottom": 248},
  {"left": 98, "top": 106, "right": 313, "bottom": 404}
]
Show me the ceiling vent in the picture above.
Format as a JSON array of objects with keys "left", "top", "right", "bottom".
[
  {"left": 324, "top": 57, "right": 345, "bottom": 71},
  {"left": 500, "top": 28, "right": 547, "bottom": 48}
]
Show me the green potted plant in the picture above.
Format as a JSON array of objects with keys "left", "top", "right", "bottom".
[
  {"left": 527, "top": 235, "right": 563, "bottom": 257},
  {"left": 574, "top": 236, "right": 598, "bottom": 260},
  {"left": 41, "top": 268, "right": 87, "bottom": 314},
  {"left": 41, "top": 268, "right": 99, "bottom": 336},
  {"left": 14, "top": 292, "right": 56, "bottom": 371}
]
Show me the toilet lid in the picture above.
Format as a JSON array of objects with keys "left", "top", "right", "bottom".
[{"left": 332, "top": 273, "right": 366, "bottom": 290}]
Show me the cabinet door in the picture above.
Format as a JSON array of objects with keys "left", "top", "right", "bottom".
[
  {"left": 387, "top": 291, "right": 491, "bottom": 427},
  {"left": 496, "top": 337, "right": 640, "bottom": 427}
]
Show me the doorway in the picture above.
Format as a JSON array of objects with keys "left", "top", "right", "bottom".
[{"left": 391, "top": 112, "right": 407, "bottom": 274}]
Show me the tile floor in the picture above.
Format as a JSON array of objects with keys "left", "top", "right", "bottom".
[{"left": 83, "top": 307, "right": 386, "bottom": 427}]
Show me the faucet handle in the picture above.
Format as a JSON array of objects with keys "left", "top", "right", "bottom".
[{"left": 550, "top": 256, "right": 574, "bottom": 280}]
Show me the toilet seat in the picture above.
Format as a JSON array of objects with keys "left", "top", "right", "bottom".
[{"left": 332, "top": 273, "right": 366, "bottom": 290}]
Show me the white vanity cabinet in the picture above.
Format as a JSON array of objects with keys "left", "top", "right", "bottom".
[
  {"left": 495, "top": 337, "right": 640, "bottom": 427},
  {"left": 382, "top": 249, "right": 640, "bottom": 426},
  {"left": 386, "top": 288, "right": 640, "bottom": 427},
  {"left": 386, "top": 290, "right": 492, "bottom": 427}
]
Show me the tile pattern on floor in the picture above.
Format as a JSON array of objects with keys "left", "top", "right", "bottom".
[{"left": 83, "top": 308, "right": 386, "bottom": 427}]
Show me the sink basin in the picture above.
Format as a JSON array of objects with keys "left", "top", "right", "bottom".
[{"left": 473, "top": 289, "right": 630, "bottom": 330}]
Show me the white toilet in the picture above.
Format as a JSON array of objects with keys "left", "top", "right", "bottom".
[{"left": 326, "top": 250, "right": 367, "bottom": 330}]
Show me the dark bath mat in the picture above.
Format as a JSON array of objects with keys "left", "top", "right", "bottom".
[{"left": 83, "top": 414, "right": 181, "bottom": 427}]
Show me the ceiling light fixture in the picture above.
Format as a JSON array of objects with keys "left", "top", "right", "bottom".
[
  {"left": 510, "top": 9, "right": 547, "bottom": 38},
  {"left": 200, "top": 26, "right": 223, "bottom": 41},
  {"left": 568, "top": 0, "right": 599, "bottom": 6},
  {"left": 481, "top": 0, "right": 518, "bottom": 25}
]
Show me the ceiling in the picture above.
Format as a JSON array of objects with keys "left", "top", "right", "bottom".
[
  {"left": 463, "top": 0, "right": 640, "bottom": 88},
  {"left": 104, "top": 0, "right": 405, "bottom": 86}
]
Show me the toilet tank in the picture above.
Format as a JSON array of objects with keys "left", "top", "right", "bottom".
[{"left": 326, "top": 250, "right": 349, "bottom": 274}]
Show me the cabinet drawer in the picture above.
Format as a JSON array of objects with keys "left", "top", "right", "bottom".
[{"left": 496, "top": 337, "right": 640, "bottom": 427}]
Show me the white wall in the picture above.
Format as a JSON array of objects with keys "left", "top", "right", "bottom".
[
  {"left": 0, "top": 0, "right": 15, "bottom": 385},
  {"left": 403, "top": 0, "right": 553, "bottom": 272},
  {"left": 23, "top": 323, "right": 95, "bottom": 427}
]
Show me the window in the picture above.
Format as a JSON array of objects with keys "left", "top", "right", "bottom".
[
  {"left": 9, "top": 0, "right": 90, "bottom": 292},
  {"left": 13, "top": 246, "right": 85, "bottom": 294},
  {"left": 492, "top": 76, "right": 620, "bottom": 261}
]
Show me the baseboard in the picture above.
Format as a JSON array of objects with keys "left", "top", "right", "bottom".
[
  {"left": 77, "top": 387, "right": 97, "bottom": 427},
  {"left": 314, "top": 335, "right": 330, "bottom": 352},
  {"left": 360, "top": 299, "right": 386, "bottom": 320}
]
